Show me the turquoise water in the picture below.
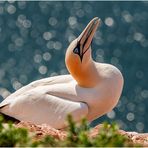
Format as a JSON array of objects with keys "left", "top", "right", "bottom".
[{"left": 0, "top": 1, "right": 148, "bottom": 132}]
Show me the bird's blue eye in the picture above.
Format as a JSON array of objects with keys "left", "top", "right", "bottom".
[{"left": 73, "top": 47, "right": 79, "bottom": 54}]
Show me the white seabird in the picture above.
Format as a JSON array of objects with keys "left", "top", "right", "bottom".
[{"left": 0, "top": 17, "right": 123, "bottom": 129}]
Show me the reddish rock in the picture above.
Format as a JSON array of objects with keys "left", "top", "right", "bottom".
[
  {"left": 15, "top": 121, "right": 148, "bottom": 146},
  {"left": 15, "top": 121, "right": 66, "bottom": 140},
  {"left": 89, "top": 124, "right": 103, "bottom": 138}
]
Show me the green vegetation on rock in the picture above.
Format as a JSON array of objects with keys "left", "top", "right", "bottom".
[
  {"left": 0, "top": 116, "right": 29, "bottom": 147},
  {"left": 0, "top": 115, "right": 136, "bottom": 147}
]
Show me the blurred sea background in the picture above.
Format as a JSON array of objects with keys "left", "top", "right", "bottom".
[{"left": 0, "top": 1, "right": 148, "bottom": 132}]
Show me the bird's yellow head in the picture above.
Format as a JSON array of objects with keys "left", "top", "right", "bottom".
[{"left": 65, "top": 17, "right": 100, "bottom": 85}]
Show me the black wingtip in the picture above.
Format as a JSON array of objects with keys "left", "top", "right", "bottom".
[{"left": 0, "top": 113, "right": 19, "bottom": 123}]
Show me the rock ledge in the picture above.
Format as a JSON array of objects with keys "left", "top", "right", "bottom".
[{"left": 15, "top": 121, "right": 148, "bottom": 146}]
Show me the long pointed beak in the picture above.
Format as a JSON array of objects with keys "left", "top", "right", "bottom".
[{"left": 78, "top": 17, "right": 100, "bottom": 56}]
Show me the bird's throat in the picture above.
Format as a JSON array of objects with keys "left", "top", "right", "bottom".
[{"left": 72, "top": 62, "right": 99, "bottom": 88}]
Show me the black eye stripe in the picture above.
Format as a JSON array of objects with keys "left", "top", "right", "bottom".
[
  {"left": 72, "top": 40, "right": 90, "bottom": 62},
  {"left": 73, "top": 47, "right": 79, "bottom": 54},
  {"left": 73, "top": 41, "right": 81, "bottom": 55}
]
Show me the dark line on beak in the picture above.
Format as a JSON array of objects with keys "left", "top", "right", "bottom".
[
  {"left": 73, "top": 19, "right": 98, "bottom": 63},
  {"left": 81, "top": 21, "right": 96, "bottom": 53}
]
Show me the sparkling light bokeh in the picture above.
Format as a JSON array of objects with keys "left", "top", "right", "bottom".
[{"left": 0, "top": 1, "right": 148, "bottom": 132}]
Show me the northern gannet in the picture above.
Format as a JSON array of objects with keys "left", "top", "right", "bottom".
[{"left": 0, "top": 17, "right": 123, "bottom": 129}]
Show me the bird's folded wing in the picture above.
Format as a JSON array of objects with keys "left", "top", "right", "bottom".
[{"left": 0, "top": 93, "right": 88, "bottom": 129}]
